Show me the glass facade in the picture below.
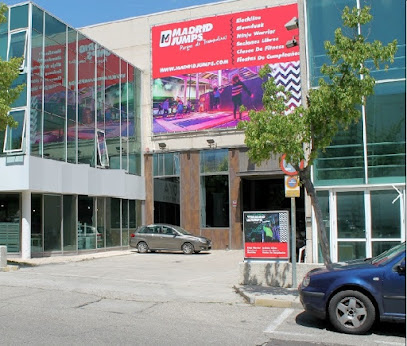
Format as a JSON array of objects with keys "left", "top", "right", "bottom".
[
  {"left": 0, "top": 3, "right": 143, "bottom": 255},
  {"left": 2, "top": 3, "right": 142, "bottom": 172},
  {"left": 307, "top": 0, "right": 406, "bottom": 262}
]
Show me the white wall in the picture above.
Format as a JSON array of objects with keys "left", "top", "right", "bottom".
[{"left": 0, "top": 155, "right": 145, "bottom": 200}]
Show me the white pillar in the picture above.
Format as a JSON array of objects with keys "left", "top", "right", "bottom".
[{"left": 21, "top": 191, "right": 31, "bottom": 259}]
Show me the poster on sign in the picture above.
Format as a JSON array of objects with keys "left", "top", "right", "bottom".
[
  {"left": 151, "top": 4, "right": 300, "bottom": 134},
  {"left": 243, "top": 210, "right": 290, "bottom": 259}
]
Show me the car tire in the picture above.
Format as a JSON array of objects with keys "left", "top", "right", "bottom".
[
  {"left": 328, "top": 290, "right": 376, "bottom": 335},
  {"left": 182, "top": 242, "right": 194, "bottom": 254},
  {"left": 137, "top": 241, "right": 149, "bottom": 253}
]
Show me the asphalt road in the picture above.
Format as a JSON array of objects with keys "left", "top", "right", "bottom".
[{"left": 0, "top": 250, "right": 405, "bottom": 345}]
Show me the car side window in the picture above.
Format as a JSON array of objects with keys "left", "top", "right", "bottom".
[{"left": 163, "top": 226, "right": 174, "bottom": 235}]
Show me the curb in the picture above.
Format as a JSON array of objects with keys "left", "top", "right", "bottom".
[
  {"left": 234, "top": 285, "right": 303, "bottom": 309},
  {"left": 0, "top": 265, "right": 19, "bottom": 272}
]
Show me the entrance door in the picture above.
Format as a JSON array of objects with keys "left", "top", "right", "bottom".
[{"left": 242, "top": 177, "right": 306, "bottom": 259}]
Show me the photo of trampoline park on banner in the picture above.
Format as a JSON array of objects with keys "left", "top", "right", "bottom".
[{"left": 151, "top": 4, "right": 301, "bottom": 133}]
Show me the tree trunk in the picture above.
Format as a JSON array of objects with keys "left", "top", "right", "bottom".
[{"left": 299, "top": 166, "right": 333, "bottom": 269}]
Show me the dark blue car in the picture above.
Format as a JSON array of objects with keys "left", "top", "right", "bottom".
[{"left": 299, "top": 242, "right": 406, "bottom": 334}]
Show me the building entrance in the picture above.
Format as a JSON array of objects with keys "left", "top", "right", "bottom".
[{"left": 242, "top": 177, "right": 306, "bottom": 260}]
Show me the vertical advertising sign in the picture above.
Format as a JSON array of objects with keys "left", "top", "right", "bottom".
[
  {"left": 243, "top": 211, "right": 289, "bottom": 259},
  {"left": 151, "top": 4, "right": 300, "bottom": 134}
]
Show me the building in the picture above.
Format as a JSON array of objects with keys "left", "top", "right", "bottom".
[
  {"left": 0, "top": 2, "right": 145, "bottom": 258},
  {"left": 1, "top": 0, "right": 405, "bottom": 262}
]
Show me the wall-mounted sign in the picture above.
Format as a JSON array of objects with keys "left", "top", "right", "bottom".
[
  {"left": 243, "top": 210, "right": 289, "bottom": 259},
  {"left": 151, "top": 4, "right": 300, "bottom": 134}
]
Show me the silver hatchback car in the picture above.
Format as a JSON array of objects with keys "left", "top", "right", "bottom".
[{"left": 130, "top": 224, "right": 212, "bottom": 254}]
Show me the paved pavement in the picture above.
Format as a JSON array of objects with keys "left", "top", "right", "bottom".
[{"left": 4, "top": 249, "right": 301, "bottom": 309}]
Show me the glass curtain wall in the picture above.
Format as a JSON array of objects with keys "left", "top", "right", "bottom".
[
  {"left": 200, "top": 149, "right": 229, "bottom": 228},
  {"left": 307, "top": 0, "right": 406, "bottom": 262},
  {"left": 10, "top": 3, "right": 143, "bottom": 174}
]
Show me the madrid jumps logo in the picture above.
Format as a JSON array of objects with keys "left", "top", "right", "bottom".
[{"left": 159, "top": 23, "right": 214, "bottom": 47}]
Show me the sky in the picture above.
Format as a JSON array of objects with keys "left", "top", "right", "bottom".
[{"left": 3, "top": 0, "right": 231, "bottom": 28}]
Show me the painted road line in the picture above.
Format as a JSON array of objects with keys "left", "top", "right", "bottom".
[{"left": 264, "top": 308, "right": 294, "bottom": 333}]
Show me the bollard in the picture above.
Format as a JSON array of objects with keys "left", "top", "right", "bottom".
[{"left": 0, "top": 245, "right": 7, "bottom": 268}]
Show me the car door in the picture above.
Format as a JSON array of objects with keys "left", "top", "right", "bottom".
[
  {"left": 158, "top": 225, "right": 179, "bottom": 250},
  {"left": 381, "top": 256, "right": 406, "bottom": 317},
  {"left": 140, "top": 225, "right": 161, "bottom": 249}
]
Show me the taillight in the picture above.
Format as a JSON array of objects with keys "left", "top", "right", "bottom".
[{"left": 130, "top": 233, "right": 135, "bottom": 237}]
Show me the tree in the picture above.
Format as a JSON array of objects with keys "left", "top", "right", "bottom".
[
  {"left": 0, "top": 2, "right": 24, "bottom": 130},
  {"left": 238, "top": 6, "right": 397, "bottom": 268}
]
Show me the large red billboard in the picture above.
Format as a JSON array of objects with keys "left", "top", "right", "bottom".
[{"left": 151, "top": 4, "right": 300, "bottom": 134}]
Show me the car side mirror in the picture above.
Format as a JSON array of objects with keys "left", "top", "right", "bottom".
[{"left": 397, "top": 259, "right": 406, "bottom": 273}]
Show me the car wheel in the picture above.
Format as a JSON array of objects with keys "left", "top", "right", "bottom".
[
  {"left": 182, "top": 242, "right": 194, "bottom": 254},
  {"left": 137, "top": 241, "right": 149, "bottom": 253},
  {"left": 328, "top": 290, "right": 376, "bottom": 335}
]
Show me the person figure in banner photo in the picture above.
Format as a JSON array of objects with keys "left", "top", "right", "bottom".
[
  {"left": 262, "top": 221, "right": 274, "bottom": 242},
  {"left": 213, "top": 86, "right": 222, "bottom": 110},
  {"left": 231, "top": 74, "right": 253, "bottom": 119},
  {"left": 162, "top": 98, "right": 169, "bottom": 117},
  {"left": 176, "top": 97, "right": 184, "bottom": 116}
]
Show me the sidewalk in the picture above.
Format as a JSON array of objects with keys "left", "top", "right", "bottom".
[{"left": 5, "top": 249, "right": 302, "bottom": 309}]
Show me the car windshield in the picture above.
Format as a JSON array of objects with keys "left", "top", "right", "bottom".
[
  {"left": 172, "top": 225, "right": 191, "bottom": 235},
  {"left": 371, "top": 242, "right": 405, "bottom": 266}
]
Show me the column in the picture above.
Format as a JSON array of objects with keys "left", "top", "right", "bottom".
[{"left": 21, "top": 191, "right": 31, "bottom": 259}]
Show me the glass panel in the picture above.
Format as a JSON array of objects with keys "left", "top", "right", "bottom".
[
  {"left": 338, "top": 241, "right": 366, "bottom": 261},
  {"left": 316, "top": 190, "right": 330, "bottom": 263},
  {"left": 11, "top": 74, "right": 27, "bottom": 107},
  {"left": 78, "top": 196, "right": 95, "bottom": 250},
  {"left": 306, "top": 0, "right": 355, "bottom": 86},
  {"left": 371, "top": 190, "right": 401, "bottom": 239},
  {"left": 200, "top": 149, "right": 229, "bottom": 173},
  {"left": 43, "top": 25, "right": 66, "bottom": 160},
  {"left": 96, "top": 130, "right": 109, "bottom": 167},
  {"left": 153, "top": 152, "right": 180, "bottom": 176},
  {"left": 0, "top": 194, "right": 20, "bottom": 253},
  {"left": 4, "top": 110, "right": 25, "bottom": 152},
  {"left": 78, "top": 35, "right": 96, "bottom": 166},
  {"left": 31, "top": 5, "right": 43, "bottom": 34},
  {"left": 201, "top": 175, "right": 229, "bottom": 227},
  {"left": 96, "top": 197, "right": 105, "bottom": 249},
  {"left": 372, "top": 241, "right": 401, "bottom": 257},
  {"left": 129, "top": 200, "right": 136, "bottom": 234},
  {"left": 31, "top": 194, "right": 42, "bottom": 253},
  {"left": 104, "top": 51, "right": 121, "bottom": 169},
  {"left": 313, "top": 110, "right": 364, "bottom": 186},
  {"left": 67, "top": 27, "right": 77, "bottom": 163},
  {"left": 362, "top": 0, "right": 406, "bottom": 81},
  {"left": 0, "top": 32, "right": 7, "bottom": 60},
  {"left": 337, "top": 191, "right": 365, "bottom": 238},
  {"left": 43, "top": 195, "right": 62, "bottom": 251},
  {"left": 63, "top": 195, "right": 76, "bottom": 251},
  {"left": 154, "top": 177, "right": 180, "bottom": 225},
  {"left": 10, "top": 5, "right": 28, "bottom": 30},
  {"left": 8, "top": 31, "right": 26, "bottom": 59},
  {"left": 31, "top": 22, "right": 43, "bottom": 157},
  {"left": 366, "top": 82, "right": 406, "bottom": 183},
  {"left": 106, "top": 198, "right": 121, "bottom": 247},
  {"left": 119, "top": 60, "right": 128, "bottom": 171},
  {"left": 0, "top": 8, "right": 8, "bottom": 34},
  {"left": 122, "top": 199, "right": 128, "bottom": 246}
]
